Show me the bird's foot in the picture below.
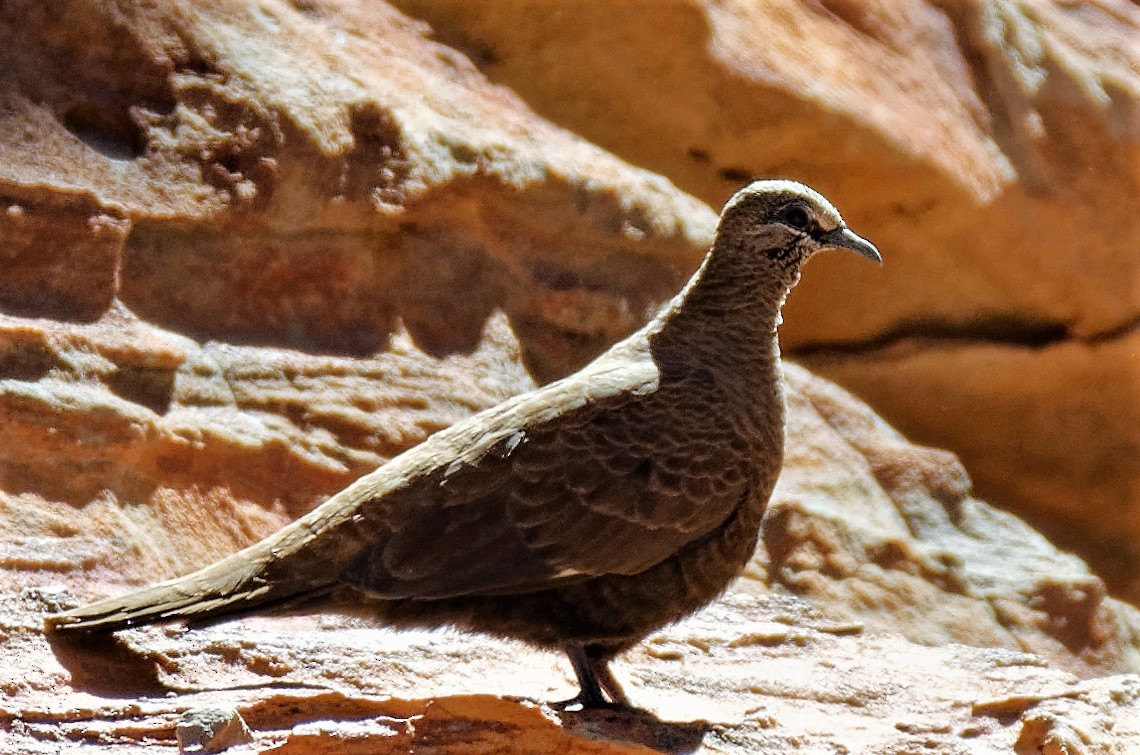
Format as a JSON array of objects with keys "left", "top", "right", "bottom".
[
  {"left": 550, "top": 691, "right": 633, "bottom": 712},
  {"left": 558, "top": 641, "right": 633, "bottom": 711}
]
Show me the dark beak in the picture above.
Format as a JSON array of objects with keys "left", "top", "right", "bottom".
[{"left": 819, "top": 227, "right": 881, "bottom": 264}]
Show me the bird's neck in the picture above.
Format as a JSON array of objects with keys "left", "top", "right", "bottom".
[
  {"left": 647, "top": 246, "right": 796, "bottom": 370},
  {"left": 629, "top": 244, "right": 794, "bottom": 488}
]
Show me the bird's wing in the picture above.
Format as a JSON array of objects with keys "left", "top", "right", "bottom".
[{"left": 338, "top": 346, "right": 751, "bottom": 600}]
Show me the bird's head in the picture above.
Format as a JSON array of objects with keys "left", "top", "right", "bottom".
[{"left": 714, "top": 180, "right": 881, "bottom": 283}]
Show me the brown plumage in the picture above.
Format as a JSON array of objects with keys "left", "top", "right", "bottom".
[{"left": 46, "top": 180, "right": 880, "bottom": 708}]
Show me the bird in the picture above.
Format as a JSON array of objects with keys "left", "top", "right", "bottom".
[{"left": 46, "top": 180, "right": 880, "bottom": 709}]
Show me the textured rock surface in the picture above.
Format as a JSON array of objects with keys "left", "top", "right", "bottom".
[
  {"left": 0, "top": 0, "right": 714, "bottom": 379},
  {"left": 0, "top": 304, "right": 538, "bottom": 585},
  {"left": 5, "top": 589, "right": 1140, "bottom": 753},
  {"left": 390, "top": 0, "right": 1140, "bottom": 599},
  {"left": 6, "top": 344, "right": 1140, "bottom": 751},
  {"left": 1, "top": 0, "right": 1139, "bottom": 752},
  {"left": 0, "top": 0, "right": 712, "bottom": 586}
]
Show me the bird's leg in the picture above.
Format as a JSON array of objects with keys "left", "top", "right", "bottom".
[
  {"left": 590, "top": 651, "right": 629, "bottom": 706},
  {"left": 555, "top": 642, "right": 630, "bottom": 710}
]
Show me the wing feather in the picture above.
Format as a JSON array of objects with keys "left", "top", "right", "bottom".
[{"left": 338, "top": 340, "right": 750, "bottom": 600}]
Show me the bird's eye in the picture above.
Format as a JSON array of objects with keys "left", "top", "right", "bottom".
[{"left": 778, "top": 205, "right": 813, "bottom": 231}]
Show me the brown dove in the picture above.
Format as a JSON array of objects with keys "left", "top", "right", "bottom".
[{"left": 47, "top": 180, "right": 880, "bottom": 708}]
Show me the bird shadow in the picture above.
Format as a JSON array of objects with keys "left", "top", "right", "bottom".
[
  {"left": 45, "top": 629, "right": 172, "bottom": 699},
  {"left": 542, "top": 703, "right": 713, "bottom": 753}
]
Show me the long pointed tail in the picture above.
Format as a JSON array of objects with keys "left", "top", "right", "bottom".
[
  {"left": 44, "top": 544, "right": 335, "bottom": 634},
  {"left": 44, "top": 471, "right": 381, "bottom": 635}
]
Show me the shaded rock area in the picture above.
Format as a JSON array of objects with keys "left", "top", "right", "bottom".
[
  {"left": 0, "top": 0, "right": 1138, "bottom": 752},
  {"left": 390, "top": 0, "right": 1140, "bottom": 601}
]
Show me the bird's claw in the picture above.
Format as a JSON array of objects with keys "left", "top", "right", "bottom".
[{"left": 550, "top": 692, "right": 632, "bottom": 712}]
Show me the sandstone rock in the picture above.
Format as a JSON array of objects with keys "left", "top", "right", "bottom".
[
  {"left": 0, "top": 0, "right": 714, "bottom": 380},
  {"left": 392, "top": 0, "right": 1139, "bottom": 342},
  {"left": 176, "top": 707, "right": 254, "bottom": 754},
  {"left": 6, "top": 590, "right": 1140, "bottom": 752},
  {"left": 0, "top": 0, "right": 1138, "bottom": 752},
  {"left": 6, "top": 341, "right": 1140, "bottom": 751},
  {"left": 0, "top": 0, "right": 713, "bottom": 584},
  {"left": 0, "top": 303, "right": 539, "bottom": 583},
  {"left": 389, "top": 0, "right": 1140, "bottom": 600},
  {"left": 800, "top": 329, "right": 1140, "bottom": 601},
  {"left": 772, "top": 364, "right": 1140, "bottom": 678}
]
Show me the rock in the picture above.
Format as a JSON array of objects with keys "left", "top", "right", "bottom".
[
  {"left": 772, "top": 364, "right": 1140, "bottom": 678},
  {"left": 388, "top": 0, "right": 1140, "bottom": 600},
  {"left": 0, "top": 303, "right": 539, "bottom": 583},
  {"left": 5, "top": 342, "right": 1139, "bottom": 752},
  {"left": 0, "top": 0, "right": 714, "bottom": 381},
  {"left": 6, "top": 591, "right": 1140, "bottom": 752},
  {"left": 176, "top": 707, "right": 253, "bottom": 754},
  {"left": 0, "top": 0, "right": 710, "bottom": 584},
  {"left": 0, "top": 0, "right": 1137, "bottom": 752},
  {"left": 796, "top": 329, "right": 1140, "bottom": 601}
]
